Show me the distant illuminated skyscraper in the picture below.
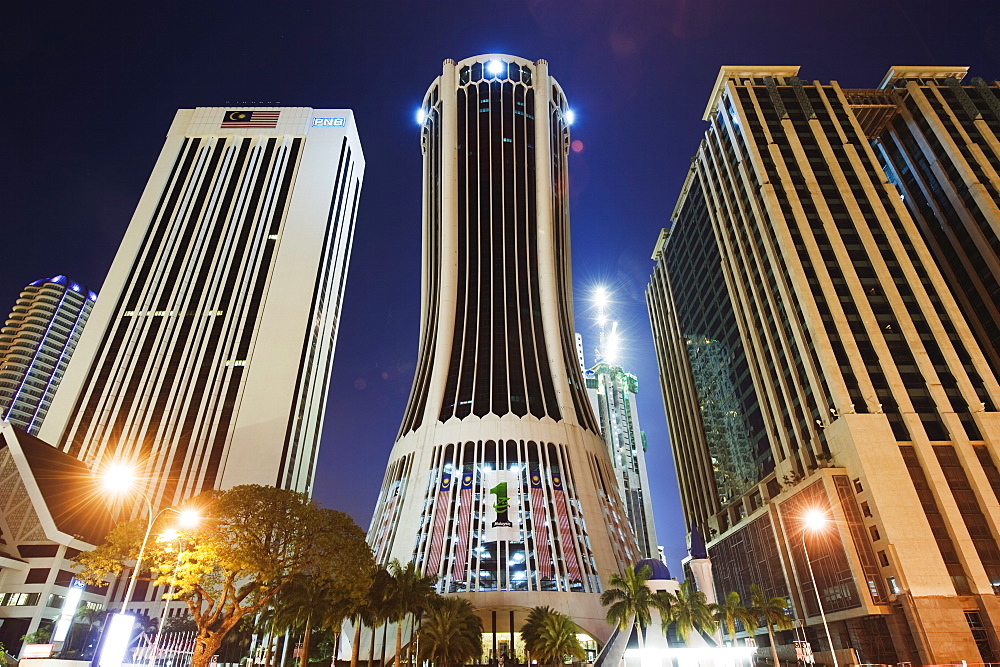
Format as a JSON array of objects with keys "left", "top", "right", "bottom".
[
  {"left": 39, "top": 107, "right": 364, "bottom": 508},
  {"left": 0, "top": 276, "right": 96, "bottom": 434},
  {"left": 578, "top": 293, "right": 659, "bottom": 560},
  {"left": 368, "top": 55, "right": 637, "bottom": 650},
  {"left": 583, "top": 357, "right": 659, "bottom": 559}
]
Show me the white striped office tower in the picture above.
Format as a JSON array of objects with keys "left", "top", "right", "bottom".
[
  {"left": 367, "top": 55, "right": 638, "bottom": 652},
  {"left": 39, "top": 108, "right": 364, "bottom": 507}
]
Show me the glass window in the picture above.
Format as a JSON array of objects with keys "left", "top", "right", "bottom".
[{"left": 25, "top": 568, "right": 48, "bottom": 584}]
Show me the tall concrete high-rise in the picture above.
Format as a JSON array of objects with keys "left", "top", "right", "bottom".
[
  {"left": 583, "top": 359, "right": 658, "bottom": 560},
  {"left": 648, "top": 67, "right": 1000, "bottom": 665},
  {"left": 367, "top": 55, "right": 637, "bottom": 654},
  {"left": 873, "top": 68, "right": 1000, "bottom": 379},
  {"left": 0, "top": 276, "right": 96, "bottom": 434},
  {"left": 39, "top": 107, "right": 364, "bottom": 508},
  {"left": 578, "top": 300, "right": 659, "bottom": 560}
]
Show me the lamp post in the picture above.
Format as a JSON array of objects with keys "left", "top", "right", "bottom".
[
  {"left": 100, "top": 464, "right": 199, "bottom": 615},
  {"left": 801, "top": 510, "right": 838, "bottom": 667},
  {"left": 149, "top": 530, "right": 185, "bottom": 667}
]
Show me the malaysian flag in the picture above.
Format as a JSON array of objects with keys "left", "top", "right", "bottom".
[
  {"left": 424, "top": 473, "right": 453, "bottom": 576},
  {"left": 451, "top": 471, "right": 475, "bottom": 581},
  {"left": 530, "top": 470, "right": 553, "bottom": 580},
  {"left": 551, "top": 472, "right": 583, "bottom": 583},
  {"left": 221, "top": 110, "right": 280, "bottom": 128}
]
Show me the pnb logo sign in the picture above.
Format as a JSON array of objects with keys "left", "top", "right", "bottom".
[{"left": 313, "top": 117, "right": 346, "bottom": 127}]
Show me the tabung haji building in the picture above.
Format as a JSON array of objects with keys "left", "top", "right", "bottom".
[{"left": 367, "top": 55, "right": 639, "bottom": 660}]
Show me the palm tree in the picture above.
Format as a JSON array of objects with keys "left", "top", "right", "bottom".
[
  {"left": 520, "top": 607, "right": 586, "bottom": 666},
  {"left": 418, "top": 597, "right": 482, "bottom": 667},
  {"left": 663, "top": 581, "right": 715, "bottom": 645},
  {"left": 749, "top": 584, "right": 793, "bottom": 667},
  {"left": 520, "top": 606, "right": 555, "bottom": 663},
  {"left": 364, "top": 568, "right": 394, "bottom": 667},
  {"left": 386, "top": 559, "right": 438, "bottom": 666},
  {"left": 266, "top": 574, "right": 325, "bottom": 667},
  {"left": 712, "top": 591, "right": 757, "bottom": 646},
  {"left": 349, "top": 567, "right": 392, "bottom": 667},
  {"left": 64, "top": 605, "right": 103, "bottom": 656},
  {"left": 600, "top": 564, "right": 672, "bottom": 649}
]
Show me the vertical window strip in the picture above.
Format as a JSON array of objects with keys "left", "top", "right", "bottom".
[
  {"left": 899, "top": 445, "right": 972, "bottom": 594},
  {"left": 832, "top": 475, "right": 888, "bottom": 604},
  {"left": 933, "top": 445, "right": 1000, "bottom": 593}
]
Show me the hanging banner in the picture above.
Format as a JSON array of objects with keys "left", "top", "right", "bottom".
[{"left": 483, "top": 468, "right": 521, "bottom": 542}]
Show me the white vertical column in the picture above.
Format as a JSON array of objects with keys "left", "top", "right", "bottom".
[{"left": 425, "top": 60, "right": 459, "bottom": 422}]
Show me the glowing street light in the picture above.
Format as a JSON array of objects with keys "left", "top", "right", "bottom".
[
  {"left": 99, "top": 462, "right": 200, "bottom": 616},
  {"left": 801, "top": 509, "right": 838, "bottom": 667},
  {"left": 594, "top": 286, "right": 608, "bottom": 310},
  {"left": 486, "top": 59, "right": 504, "bottom": 76}
]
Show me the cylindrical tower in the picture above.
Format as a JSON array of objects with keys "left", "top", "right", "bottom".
[
  {"left": 0, "top": 276, "right": 96, "bottom": 434},
  {"left": 368, "top": 55, "right": 638, "bottom": 647}
]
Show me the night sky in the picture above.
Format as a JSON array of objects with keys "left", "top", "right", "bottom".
[{"left": 6, "top": 0, "right": 998, "bottom": 575}]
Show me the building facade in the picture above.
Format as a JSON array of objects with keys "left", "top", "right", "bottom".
[
  {"left": 367, "top": 55, "right": 637, "bottom": 655},
  {"left": 647, "top": 67, "right": 1000, "bottom": 664},
  {"left": 0, "top": 422, "right": 114, "bottom": 657},
  {"left": 0, "top": 276, "right": 96, "bottom": 435},
  {"left": 38, "top": 107, "right": 364, "bottom": 508},
  {"left": 583, "top": 353, "right": 659, "bottom": 559}
]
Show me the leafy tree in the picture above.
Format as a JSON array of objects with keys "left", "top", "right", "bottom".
[
  {"left": 749, "top": 584, "right": 793, "bottom": 667},
  {"left": 74, "top": 485, "right": 374, "bottom": 667},
  {"left": 663, "top": 581, "right": 715, "bottom": 645},
  {"left": 21, "top": 626, "right": 52, "bottom": 645},
  {"left": 712, "top": 591, "right": 756, "bottom": 646},
  {"left": 520, "top": 607, "right": 585, "bottom": 666},
  {"left": 599, "top": 565, "right": 672, "bottom": 649},
  {"left": 385, "top": 559, "right": 438, "bottom": 667},
  {"left": 418, "top": 597, "right": 482, "bottom": 667}
]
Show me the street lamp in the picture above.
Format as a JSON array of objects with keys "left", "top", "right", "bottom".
[
  {"left": 100, "top": 464, "right": 200, "bottom": 615},
  {"left": 149, "top": 530, "right": 186, "bottom": 667},
  {"left": 801, "top": 510, "right": 838, "bottom": 667}
]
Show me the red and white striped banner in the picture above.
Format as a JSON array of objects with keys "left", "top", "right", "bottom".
[
  {"left": 551, "top": 472, "right": 583, "bottom": 583},
  {"left": 424, "top": 473, "right": 453, "bottom": 575},
  {"left": 451, "top": 471, "right": 475, "bottom": 581},
  {"left": 530, "top": 470, "right": 553, "bottom": 580}
]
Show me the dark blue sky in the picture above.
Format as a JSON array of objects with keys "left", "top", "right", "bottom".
[{"left": 5, "top": 0, "right": 997, "bottom": 574}]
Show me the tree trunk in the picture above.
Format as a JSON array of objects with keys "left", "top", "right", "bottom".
[
  {"left": 299, "top": 622, "right": 313, "bottom": 667},
  {"left": 281, "top": 630, "right": 292, "bottom": 667},
  {"left": 393, "top": 616, "right": 403, "bottom": 667},
  {"left": 190, "top": 632, "right": 225, "bottom": 667},
  {"left": 265, "top": 617, "right": 279, "bottom": 667},
  {"left": 767, "top": 625, "right": 779, "bottom": 667},
  {"left": 351, "top": 618, "right": 362, "bottom": 667},
  {"left": 380, "top": 622, "right": 388, "bottom": 666},
  {"left": 367, "top": 623, "right": 376, "bottom": 667}
]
